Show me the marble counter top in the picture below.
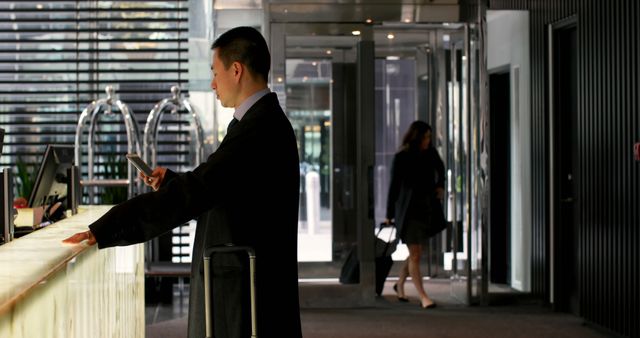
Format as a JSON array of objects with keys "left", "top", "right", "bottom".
[{"left": 0, "top": 205, "right": 112, "bottom": 315}]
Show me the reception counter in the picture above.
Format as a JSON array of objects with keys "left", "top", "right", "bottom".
[{"left": 0, "top": 206, "right": 144, "bottom": 338}]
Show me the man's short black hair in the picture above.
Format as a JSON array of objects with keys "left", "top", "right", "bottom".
[{"left": 212, "top": 26, "right": 270, "bottom": 83}]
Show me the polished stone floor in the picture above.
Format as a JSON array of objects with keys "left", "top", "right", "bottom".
[{"left": 146, "top": 279, "right": 614, "bottom": 338}]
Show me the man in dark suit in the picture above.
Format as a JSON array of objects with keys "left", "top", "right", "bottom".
[{"left": 63, "top": 26, "right": 303, "bottom": 338}]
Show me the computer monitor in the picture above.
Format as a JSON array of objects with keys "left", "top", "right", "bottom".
[{"left": 28, "top": 145, "right": 74, "bottom": 208}]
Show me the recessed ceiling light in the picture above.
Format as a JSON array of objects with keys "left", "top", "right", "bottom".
[
  {"left": 277, "top": 77, "right": 283, "bottom": 83},
  {"left": 387, "top": 33, "right": 395, "bottom": 40},
  {"left": 352, "top": 30, "right": 361, "bottom": 36},
  {"left": 326, "top": 50, "right": 332, "bottom": 55},
  {"left": 312, "top": 61, "right": 317, "bottom": 66},
  {"left": 366, "top": 18, "right": 373, "bottom": 23}
]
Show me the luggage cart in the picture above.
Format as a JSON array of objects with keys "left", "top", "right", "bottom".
[
  {"left": 203, "top": 245, "right": 257, "bottom": 338},
  {"left": 74, "top": 85, "right": 142, "bottom": 203}
]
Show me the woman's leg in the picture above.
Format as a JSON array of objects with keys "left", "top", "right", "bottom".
[
  {"left": 396, "top": 258, "right": 409, "bottom": 298},
  {"left": 407, "top": 243, "right": 434, "bottom": 307}
]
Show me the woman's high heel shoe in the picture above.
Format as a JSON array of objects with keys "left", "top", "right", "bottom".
[{"left": 393, "top": 283, "right": 409, "bottom": 302}]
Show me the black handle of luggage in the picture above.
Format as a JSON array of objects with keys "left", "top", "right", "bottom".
[
  {"left": 203, "top": 245, "right": 257, "bottom": 338},
  {"left": 378, "top": 222, "right": 396, "bottom": 240},
  {"left": 377, "top": 222, "right": 398, "bottom": 256}
]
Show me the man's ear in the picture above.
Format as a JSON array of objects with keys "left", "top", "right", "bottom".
[{"left": 232, "top": 62, "right": 243, "bottom": 81}]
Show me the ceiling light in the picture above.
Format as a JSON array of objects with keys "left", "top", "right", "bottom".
[
  {"left": 326, "top": 50, "right": 332, "bottom": 55},
  {"left": 312, "top": 61, "right": 317, "bottom": 66},
  {"left": 352, "top": 30, "right": 361, "bottom": 36},
  {"left": 366, "top": 18, "right": 373, "bottom": 23},
  {"left": 404, "top": 18, "right": 411, "bottom": 23},
  {"left": 387, "top": 33, "right": 395, "bottom": 40},
  {"left": 277, "top": 77, "right": 283, "bottom": 83}
]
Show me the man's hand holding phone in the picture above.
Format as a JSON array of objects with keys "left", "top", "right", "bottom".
[
  {"left": 140, "top": 167, "right": 167, "bottom": 191},
  {"left": 126, "top": 153, "right": 166, "bottom": 191}
]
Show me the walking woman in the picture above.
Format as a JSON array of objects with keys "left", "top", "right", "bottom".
[{"left": 385, "top": 121, "right": 445, "bottom": 309}]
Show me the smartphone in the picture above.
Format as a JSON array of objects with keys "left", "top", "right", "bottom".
[{"left": 125, "top": 153, "right": 153, "bottom": 177}]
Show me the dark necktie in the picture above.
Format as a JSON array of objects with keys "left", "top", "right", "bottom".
[{"left": 227, "top": 117, "right": 238, "bottom": 133}]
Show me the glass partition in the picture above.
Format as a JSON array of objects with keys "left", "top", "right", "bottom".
[
  {"left": 374, "top": 58, "right": 417, "bottom": 262},
  {"left": 270, "top": 21, "right": 486, "bottom": 305},
  {"left": 370, "top": 24, "right": 484, "bottom": 304},
  {"left": 445, "top": 24, "right": 483, "bottom": 305},
  {"left": 285, "top": 58, "right": 333, "bottom": 262}
]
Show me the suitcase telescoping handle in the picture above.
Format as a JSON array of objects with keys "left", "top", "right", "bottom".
[{"left": 203, "top": 245, "right": 257, "bottom": 338}]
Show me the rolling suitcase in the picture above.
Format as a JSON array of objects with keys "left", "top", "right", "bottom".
[
  {"left": 203, "top": 245, "right": 258, "bottom": 338},
  {"left": 339, "top": 223, "right": 398, "bottom": 296}
]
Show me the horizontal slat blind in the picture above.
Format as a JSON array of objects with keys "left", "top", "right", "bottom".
[{"left": 0, "top": 0, "right": 191, "bottom": 200}]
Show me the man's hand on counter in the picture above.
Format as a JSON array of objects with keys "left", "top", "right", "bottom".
[
  {"left": 139, "top": 167, "right": 167, "bottom": 191},
  {"left": 62, "top": 230, "right": 97, "bottom": 246}
]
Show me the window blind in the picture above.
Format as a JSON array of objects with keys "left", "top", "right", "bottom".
[{"left": 0, "top": 0, "right": 191, "bottom": 204}]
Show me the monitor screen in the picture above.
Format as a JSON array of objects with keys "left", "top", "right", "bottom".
[{"left": 28, "top": 145, "right": 74, "bottom": 208}]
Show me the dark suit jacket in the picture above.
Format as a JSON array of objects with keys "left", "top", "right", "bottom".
[
  {"left": 89, "top": 93, "right": 302, "bottom": 338},
  {"left": 386, "top": 147, "right": 445, "bottom": 237}
]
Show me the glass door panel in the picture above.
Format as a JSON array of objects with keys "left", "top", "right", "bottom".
[
  {"left": 371, "top": 24, "right": 486, "bottom": 304},
  {"left": 286, "top": 59, "right": 333, "bottom": 262},
  {"left": 374, "top": 58, "right": 417, "bottom": 262},
  {"left": 272, "top": 22, "right": 364, "bottom": 283}
]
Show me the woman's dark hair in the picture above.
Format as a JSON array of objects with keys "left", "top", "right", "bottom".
[
  {"left": 401, "top": 120, "right": 432, "bottom": 151},
  {"left": 212, "top": 26, "right": 270, "bottom": 83}
]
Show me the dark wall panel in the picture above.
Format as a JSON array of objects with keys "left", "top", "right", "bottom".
[{"left": 490, "top": 1, "right": 639, "bottom": 337}]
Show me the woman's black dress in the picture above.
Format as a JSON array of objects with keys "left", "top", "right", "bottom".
[{"left": 386, "top": 147, "right": 445, "bottom": 245}]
